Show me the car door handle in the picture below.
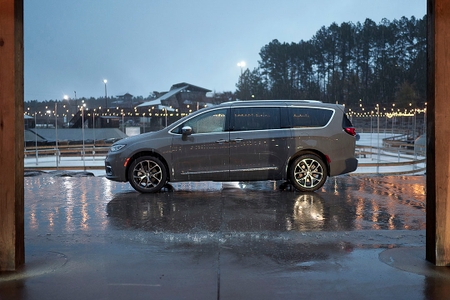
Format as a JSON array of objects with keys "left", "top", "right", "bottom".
[
  {"left": 215, "top": 139, "right": 229, "bottom": 144},
  {"left": 231, "top": 138, "right": 243, "bottom": 143}
]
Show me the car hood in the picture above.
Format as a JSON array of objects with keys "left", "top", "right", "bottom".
[{"left": 112, "top": 130, "right": 163, "bottom": 146}]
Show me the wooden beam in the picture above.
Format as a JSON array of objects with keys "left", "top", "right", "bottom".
[
  {"left": 0, "top": 0, "right": 24, "bottom": 271},
  {"left": 427, "top": 0, "right": 450, "bottom": 266}
]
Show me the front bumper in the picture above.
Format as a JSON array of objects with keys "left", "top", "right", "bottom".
[{"left": 105, "top": 155, "right": 128, "bottom": 182}]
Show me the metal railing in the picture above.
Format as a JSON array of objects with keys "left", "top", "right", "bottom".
[
  {"left": 24, "top": 144, "right": 110, "bottom": 170},
  {"left": 24, "top": 143, "right": 426, "bottom": 175},
  {"left": 355, "top": 144, "right": 426, "bottom": 175},
  {"left": 25, "top": 144, "right": 110, "bottom": 158}
]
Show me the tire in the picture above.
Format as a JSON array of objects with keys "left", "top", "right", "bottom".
[
  {"left": 289, "top": 154, "right": 327, "bottom": 192},
  {"left": 128, "top": 156, "right": 167, "bottom": 193}
]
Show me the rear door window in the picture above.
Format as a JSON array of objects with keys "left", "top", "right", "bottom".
[
  {"left": 289, "top": 107, "right": 333, "bottom": 128},
  {"left": 231, "top": 107, "right": 280, "bottom": 131}
]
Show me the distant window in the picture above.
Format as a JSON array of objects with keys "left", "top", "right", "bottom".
[
  {"left": 181, "top": 109, "right": 227, "bottom": 134},
  {"left": 290, "top": 107, "right": 333, "bottom": 128},
  {"left": 231, "top": 107, "right": 280, "bottom": 131}
]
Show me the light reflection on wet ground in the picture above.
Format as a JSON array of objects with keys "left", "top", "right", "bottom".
[
  {"left": 24, "top": 174, "right": 426, "bottom": 237},
  {"left": 3, "top": 174, "right": 435, "bottom": 299},
  {"left": 21, "top": 174, "right": 427, "bottom": 270}
]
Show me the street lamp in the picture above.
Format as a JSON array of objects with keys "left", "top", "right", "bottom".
[
  {"left": 237, "top": 61, "right": 246, "bottom": 75},
  {"left": 103, "top": 79, "right": 108, "bottom": 109},
  {"left": 81, "top": 103, "right": 86, "bottom": 170},
  {"left": 121, "top": 110, "right": 125, "bottom": 133},
  {"left": 93, "top": 108, "right": 96, "bottom": 161},
  {"left": 55, "top": 101, "right": 59, "bottom": 169},
  {"left": 63, "top": 95, "right": 69, "bottom": 126},
  {"left": 376, "top": 104, "right": 380, "bottom": 173},
  {"left": 46, "top": 108, "right": 51, "bottom": 128},
  {"left": 237, "top": 61, "right": 246, "bottom": 99},
  {"left": 34, "top": 112, "right": 38, "bottom": 165}
]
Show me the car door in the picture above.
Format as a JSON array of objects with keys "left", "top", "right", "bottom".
[
  {"left": 228, "top": 106, "right": 289, "bottom": 181},
  {"left": 171, "top": 108, "right": 230, "bottom": 181}
]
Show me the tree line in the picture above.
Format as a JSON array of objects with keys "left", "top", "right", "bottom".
[{"left": 235, "top": 16, "right": 426, "bottom": 110}]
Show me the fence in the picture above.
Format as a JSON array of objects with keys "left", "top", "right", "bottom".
[
  {"left": 354, "top": 142, "right": 426, "bottom": 175},
  {"left": 24, "top": 144, "right": 109, "bottom": 170},
  {"left": 24, "top": 143, "right": 426, "bottom": 175}
]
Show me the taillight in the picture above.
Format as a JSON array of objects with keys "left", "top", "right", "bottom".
[{"left": 344, "top": 127, "right": 357, "bottom": 136}]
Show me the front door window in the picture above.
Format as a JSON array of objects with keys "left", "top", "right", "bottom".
[{"left": 171, "top": 108, "right": 230, "bottom": 180}]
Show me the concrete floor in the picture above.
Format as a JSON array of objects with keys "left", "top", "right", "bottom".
[{"left": 1, "top": 174, "right": 449, "bottom": 300}]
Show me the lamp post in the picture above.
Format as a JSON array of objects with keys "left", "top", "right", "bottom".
[
  {"left": 35, "top": 112, "right": 38, "bottom": 165},
  {"left": 237, "top": 61, "right": 246, "bottom": 99},
  {"left": 93, "top": 108, "right": 96, "bottom": 161},
  {"left": 164, "top": 107, "right": 168, "bottom": 128},
  {"left": 143, "top": 112, "right": 146, "bottom": 133},
  {"left": 376, "top": 104, "right": 380, "bottom": 173},
  {"left": 63, "top": 95, "right": 69, "bottom": 126},
  {"left": 74, "top": 91, "right": 78, "bottom": 117},
  {"left": 424, "top": 103, "right": 427, "bottom": 135},
  {"left": 81, "top": 103, "right": 86, "bottom": 170},
  {"left": 46, "top": 108, "right": 50, "bottom": 128},
  {"left": 122, "top": 111, "right": 125, "bottom": 133},
  {"left": 55, "top": 101, "right": 59, "bottom": 169},
  {"left": 103, "top": 79, "right": 108, "bottom": 109},
  {"left": 237, "top": 61, "right": 246, "bottom": 75}
]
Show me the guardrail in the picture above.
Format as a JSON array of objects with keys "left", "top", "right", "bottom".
[
  {"left": 24, "top": 144, "right": 110, "bottom": 171},
  {"left": 354, "top": 145, "right": 426, "bottom": 175},
  {"left": 24, "top": 143, "right": 426, "bottom": 175},
  {"left": 25, "top": 144, "right": 110, "bottom": 158}
]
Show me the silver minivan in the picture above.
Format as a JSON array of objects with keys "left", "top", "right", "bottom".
[{"left": 105, "top": 100, "right": 358, "bottom": 193}]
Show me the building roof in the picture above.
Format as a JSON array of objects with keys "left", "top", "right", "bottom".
[
  {"left": 137, "top": 86, "right": 186, "bottom": 108},
  {"left": 137, "top": 83, "right": 211, "bottom": 108},
  {"left": 171, "top": 82, "right": 211, "bottom": 93},
  {"left": 137, "top": 98, "right": 163, "bottom": 108},
  {"left": 117, "top": 93, "right": 133, "bottom": 97}
]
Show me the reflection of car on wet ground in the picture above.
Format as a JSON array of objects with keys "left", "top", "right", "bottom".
[
  {"left": 105, "top": 185, "right": 332, "bottom": 232},
  {"left": 105, "top": 100, "right": 358, "bottom": 193}
]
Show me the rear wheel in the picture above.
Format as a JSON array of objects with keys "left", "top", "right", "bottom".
[
  {"left": 289, "top": 154, "right": 327, "bottom": 192},
  {"left": 128, "top": 156, "right": 167, "bottom": 193}
]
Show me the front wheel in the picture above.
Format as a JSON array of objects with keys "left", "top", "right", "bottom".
[
  {"left": 289, "top": 154, "right": 327, "bottom": 192},
  {"left": 128, "top": 156, "right": 167, "bottom": 193}
]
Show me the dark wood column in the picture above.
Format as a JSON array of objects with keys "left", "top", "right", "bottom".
[
  {"left": 427, "top": 0, "right": 450, "bottom": 266},
  {"left": 0, "top": 0, "right": 24, "bottom": 271}
]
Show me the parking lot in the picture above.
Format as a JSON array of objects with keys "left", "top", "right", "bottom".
[{"left": 2, "top": 174, "right": 449, "bottom": 299}]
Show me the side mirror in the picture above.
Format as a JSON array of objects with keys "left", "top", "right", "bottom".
[{"left": 181, "top": 126, "right": 193, "bottom": 135}]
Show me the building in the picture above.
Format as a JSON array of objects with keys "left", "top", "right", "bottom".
[{"left": 137, "top": 82, "right": 212, "bottom": 112}]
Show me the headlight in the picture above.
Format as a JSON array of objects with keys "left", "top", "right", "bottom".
[{"left": 110, "top": 144, "right": 126, "bottom": 152}]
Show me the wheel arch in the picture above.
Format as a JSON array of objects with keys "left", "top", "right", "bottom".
[
  {"left": 286, "top": 149, "right": 330, "bottom": 177},
  {"left": 125, "top": 150, "right": 170, "bottom": 182}
]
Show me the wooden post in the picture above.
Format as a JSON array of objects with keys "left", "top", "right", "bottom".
[
  {"left": 0, "top": 0, "right": 24, "bottom": 271},
  {"left": 427, "top": 0, "right": 450, "bottom": 266}
]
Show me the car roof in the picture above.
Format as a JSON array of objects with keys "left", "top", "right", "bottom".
[{"left": 217, "top": 100, "right": 342, "bottom": 109}]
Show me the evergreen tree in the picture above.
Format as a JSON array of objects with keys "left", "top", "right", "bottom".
[{"left": 245, "top": 16, "right": 426, "bottom": 109}]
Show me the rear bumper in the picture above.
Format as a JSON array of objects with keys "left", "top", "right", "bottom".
[{"left": 330, "top": 157, "right": 358, "bottom": 176}]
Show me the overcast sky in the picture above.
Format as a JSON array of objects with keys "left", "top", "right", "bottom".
[{"left": 24, "top": 0, "right": 426, "bottom": 101}]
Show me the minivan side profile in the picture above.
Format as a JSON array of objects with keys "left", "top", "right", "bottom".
[{"left": 105, "top": 100, "right": 358, "bottom": 193}]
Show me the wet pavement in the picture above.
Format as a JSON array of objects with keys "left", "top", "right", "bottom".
[{"left": 1, "top": 174, "right": 450, "bottom": 299}]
